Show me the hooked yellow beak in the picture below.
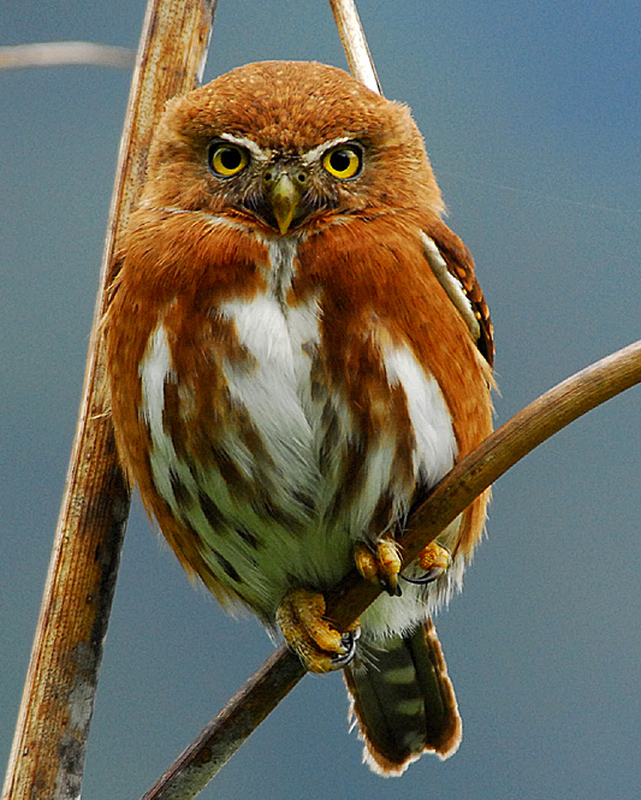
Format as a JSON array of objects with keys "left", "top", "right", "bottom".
[{"left": 268, "top": 173, "right": 301, "bottom": 234}]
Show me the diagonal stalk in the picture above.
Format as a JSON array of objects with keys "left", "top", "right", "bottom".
[
  {"left": 329, "top": 0, "right": 381, "bottom": 93},
  {"left": 1, "top": 3, "right": 218, "bottom": 798}
]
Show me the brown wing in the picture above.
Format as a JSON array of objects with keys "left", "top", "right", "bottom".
[{"left": 421, "top": 217, "right": 494, "bottom": 367}]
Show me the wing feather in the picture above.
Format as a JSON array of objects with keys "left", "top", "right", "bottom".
[{"left": 421, "top": 219, "right": 494, "bottom": 366}]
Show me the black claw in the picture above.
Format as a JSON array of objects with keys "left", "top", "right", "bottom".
[
  {"left": 380, "top": 577, "right": 403, "bottom": 597},
  {"left": 331, "top": 629, "right": 359, "bottom": 669},
  {"left": 400, "top": 566, "right": 444, "bottom": 585}
]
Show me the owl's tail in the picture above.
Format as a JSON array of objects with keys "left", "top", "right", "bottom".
[{"left": 344, "top": 618, "right": 461, "bottom": 775}]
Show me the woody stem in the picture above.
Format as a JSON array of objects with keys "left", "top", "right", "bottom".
[{"left": 1, "top": 3, "right": 219, "bottom": 799}]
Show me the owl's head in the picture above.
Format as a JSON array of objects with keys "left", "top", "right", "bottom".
[{"left": 142, "top": 61, "right": 444, "bottom": 234}]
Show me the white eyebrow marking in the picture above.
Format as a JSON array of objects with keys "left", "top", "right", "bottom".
[
  {"left": 219, "top": 133, "right": 268, "bottom": 162},
  {"left": 301, "top": 136, "right": 354, "bottom": 165},
  {"left": 138, "top": 203, "right": 252, "bottom": 231}
]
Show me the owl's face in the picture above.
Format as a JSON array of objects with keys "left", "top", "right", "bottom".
[{"left": 142, "top": 61, "right": 444, "bottom": 235}]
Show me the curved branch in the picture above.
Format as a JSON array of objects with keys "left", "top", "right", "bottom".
[
  {"left": 141, "top": 339, "right": 641, "bottom": 800},
  {"left": 0, "top": 42, "right": 136, "bottom": 70}
]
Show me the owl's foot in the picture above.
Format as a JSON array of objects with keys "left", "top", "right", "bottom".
[
  {"left": 276, "top": 588, "right": 359, "bottom": 673},
  {"left": 402, "top": 541, "right": 451, "bottom": 585},
  {"left": 354, "top": 539, "right": 402, "bottom": 597}
]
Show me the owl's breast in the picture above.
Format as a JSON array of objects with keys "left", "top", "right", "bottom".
[{"left": 133, "top": 235, "right": 459, "bottom": 620}]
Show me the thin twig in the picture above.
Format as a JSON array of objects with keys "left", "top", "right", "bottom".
[
  {"left": 0, "top": 42, "right": 135, "bottom": 70},
  {"left": 1, "top": 3, "right": 218, "bottom": 799},
  {"left": 329, "top": 0, "right": 381, "bottom": 93},
  {"left": 141, "top": 339, "right": 641, "bottom": 800}
]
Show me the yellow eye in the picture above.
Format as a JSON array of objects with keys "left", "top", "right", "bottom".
[
  {"left": 209, "top": 143, "right": 249, "bottom": 177},
  {"left": 322, "top": 144, "right": 362, "bottom": 180}
]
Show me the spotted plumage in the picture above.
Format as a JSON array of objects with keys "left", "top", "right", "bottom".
[{"left": 105, "top": 60, "right": 494, "bottom": 775}]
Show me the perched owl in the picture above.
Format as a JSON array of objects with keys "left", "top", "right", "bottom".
[{"left": 105, "top": 60, "right": 494, "bottom": 775}]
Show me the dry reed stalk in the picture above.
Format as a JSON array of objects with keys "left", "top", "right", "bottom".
[{"left": 2, "top": 2, "right": 218, "bottom": 798}]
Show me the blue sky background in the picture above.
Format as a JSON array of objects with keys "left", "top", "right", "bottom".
[{"left": 2, "top": 2, "right": 640, "bottom": 798}]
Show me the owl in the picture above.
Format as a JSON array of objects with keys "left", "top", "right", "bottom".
[{"left": 105, "top": 60, "right": 494, "bottom": 775}]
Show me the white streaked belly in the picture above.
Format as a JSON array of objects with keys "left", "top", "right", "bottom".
[
  {"left": 383, "top": 342, "right": 457, "bottom": 486},
  {"left": 139, "top": 297, "right": 460, "bottom": 634},
  {"left": 218, "top": 293, "right": 323, "bottom": 504}
]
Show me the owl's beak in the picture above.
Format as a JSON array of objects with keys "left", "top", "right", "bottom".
[{"left": 268, "top": 173, "right": 301, "bottom": 234}]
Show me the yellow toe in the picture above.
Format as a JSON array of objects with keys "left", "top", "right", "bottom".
[{"left": 276, "top": 588, "right": 351, "bottom": 674}]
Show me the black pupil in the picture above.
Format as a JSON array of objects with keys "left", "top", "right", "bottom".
[
  {"left": 331, "top": 149, "right": 353, "bottom": 172},
  {"left": 219, "top": 147, "right": 242, "bottom": 171}
]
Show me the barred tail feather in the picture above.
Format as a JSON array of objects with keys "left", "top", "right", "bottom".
[{"left": 344, "top": 618, "right": 461, "bottom": 776}]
